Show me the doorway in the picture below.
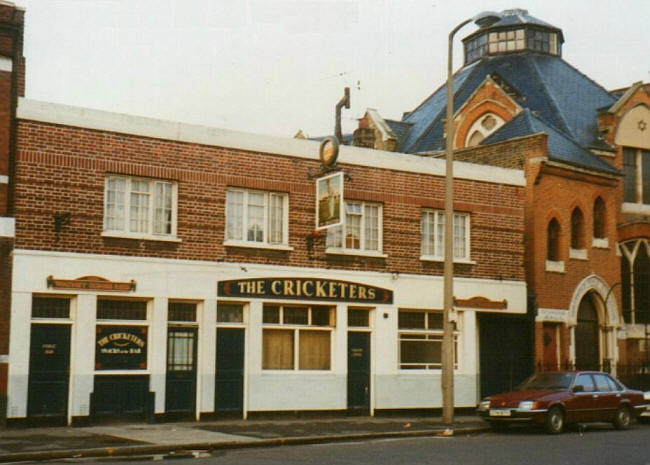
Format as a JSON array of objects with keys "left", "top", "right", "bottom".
[
  {"left": 165, "top": 327, "right": 198, "bottom": 416},
  {"left": 575, "top": 293, "right": 600, "bottom": 370},
  {"left": 347, "top": 332, "right": 370, "bottom": 412},
  {"left": 215, "top": 328, "right": 245, "bottom": 413}
]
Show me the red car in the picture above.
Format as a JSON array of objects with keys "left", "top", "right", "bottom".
[{"left": 476, "top": 371, "right": 649, "bottom": 434}]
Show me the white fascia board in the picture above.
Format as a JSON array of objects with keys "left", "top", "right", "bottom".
[
  {"left": 0, "top": 56, "right": 12, "bottom": 72},
  {"left": 17, "top": 98, "right": 525, "bottom": 187}
]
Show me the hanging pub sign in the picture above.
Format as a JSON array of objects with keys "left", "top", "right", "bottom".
[
  {"left": 95, "top": 325, "right": 147, "bottom": 370},
  {"left": 316, "top": 171, "right": 343, "bottom": 230},
  {"left": 218, "top": 277, "right": 393, "bottom": 304}
]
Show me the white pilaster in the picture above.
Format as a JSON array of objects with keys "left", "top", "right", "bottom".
[
  {"left": 69, "top": 294, "right": 96, "bottom": 419},
  {"left": 7, "top": 292, "right": 30, "bottom": 418},
  {"left": 199, "top": 298, "right": 216, "bottom": 415},
  {"left": 150, "top": 297, "right": 168, "bottom": 413}
]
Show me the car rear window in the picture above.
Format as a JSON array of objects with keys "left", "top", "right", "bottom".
[{"left": 593, "top": 373, "right": 611, "bottom": 391}]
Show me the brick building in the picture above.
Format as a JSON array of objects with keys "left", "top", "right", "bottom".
[
  {"left": 0, "top": 2, "right": 529, "bottom": 425},
  {"left": 351, "top": 9, "right": 650, "bottom": 386}
]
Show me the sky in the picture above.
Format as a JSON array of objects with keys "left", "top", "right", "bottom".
[{"left": 14, "top": 0, "right": 650, "bottom": 139}]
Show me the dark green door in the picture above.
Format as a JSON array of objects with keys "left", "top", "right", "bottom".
[
  {"left": 27, "top": 324, "right": 71, "bottom": 424},
  {"left": 575, "top": 294, "right": 600, "bottom": 370},
  {"left": 215, "top": 328, "right": 245, "bottom": 412},
  {"left": 165, "top": 327, "right": 198, "bottom": 415},
  {"left": 347, "top": 332, "right": 370, "bottom": 410}
]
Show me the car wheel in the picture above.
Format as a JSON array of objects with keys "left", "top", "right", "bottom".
[
  {"left": 545, "top": 406, "right": 564, "bottom": 434},
  {"left": 488, "top": 421, "right": 508, "bottom": 432},
  {"left": 613, "top": 405, "right": 631, "bottom": 430}
]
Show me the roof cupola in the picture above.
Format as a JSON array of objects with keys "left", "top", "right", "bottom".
[{"left": 462, "top": 9, "right": 564, "bottom": 65}]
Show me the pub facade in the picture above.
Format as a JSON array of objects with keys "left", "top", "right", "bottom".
[{"left": 1, "top": 2, "right": 528, "bottom": 425}]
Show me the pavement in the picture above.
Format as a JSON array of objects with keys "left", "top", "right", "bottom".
[{"left": 0, "top": 415, "right": 489, "bottom": 462}]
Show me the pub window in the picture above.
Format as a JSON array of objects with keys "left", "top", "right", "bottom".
[
  {"left": 421, "top": 210, "right": 470, "bottom": 260},
  {"left": 348, "top": 308, "right": 370, "bottom": 328},
  {"left": 168, "top": 302, "right": 197, "bottom": 323},
  {"left": 547, "top": 218, "right": 561, "bottom": 262},
  {"left": 262, "top": 304, "right": 334, "bottom": 370},
  {"left": 104, "top": 175, "right": 177, "bottom": 238},
  {"left": 570, "top": 207, "right": 585, "bottom": 249},
  {"left": 32, "top": 296, "right": 70, "bottom": 319},
  {"left": 167, "top": 330, "right": 195, "bottom": 371},
  {"left": 217, "top": 303, "right": 244, "bottom": 323},
  {"left": 398, "top": 309, "right": 457, "bottom": 370},
  {"left": 326, "top": 201, "right": 382, "bottom": 252},
  {"left": 225, "top": 188, "right": 289, "bottom": 246},
  {"left": 593, "top": 197, "right": 606, "bottom": 239},
  {"left": 97, "top": 299, "right": 147, "bottom": 320}
]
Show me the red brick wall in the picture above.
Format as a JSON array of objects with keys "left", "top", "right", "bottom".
[{"left": 15, "top": 120, "right": 525, "bottom": 282}]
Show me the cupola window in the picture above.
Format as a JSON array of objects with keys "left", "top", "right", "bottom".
[{"left": 488, "top": 29, "right": 525, "bottom": 53}]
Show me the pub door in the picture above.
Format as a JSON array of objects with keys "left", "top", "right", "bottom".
[
  {"left": 27, "top": 324, "right": 71, "bottom": 425},
  {"left": 347, "top": 332, "right": 370, "bottom": 412},
  {"left": 215, "top": 328, "right": 245, "bottom": 413},
  {"left": 165, "top": 327, "right": 198, "bottom": 417}
]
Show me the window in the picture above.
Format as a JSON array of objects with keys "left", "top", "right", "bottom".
[
  {"left": 593, "top": 197, "right": 606, "bottom": 239},
  {"left": 575, "top": 373, "right": 595, "bottom": 392},
  {"left": 348, "top": 308, "right": 370, "bottom": 328},
  {"left": 570, "top": 208, "right": 585, "bottom": 249},
  {"left": 421, "top": 210, "right": 470, "bottom": 260},
  {"left": 97, "top": 300, "right": 147, "bottom": 320},
  {"left": 526, "top": 30, "right": 559, "bottom": 55},
  {"left": 168, "top": 302, "right": 197, "bottom": 323},
  {"left": 398, "top": 310, "right": 457, "bottom": 370},
  {"left": 623, "top": 148, "right": 650, "bottom": 205},
  {"left": 32, "top": 297, "right": 70, "bottom": 319},
  {"left": 104, "top": 175, "right": 176, "bottom": 238},
  {"left": 465, "top": 113, "right": 505, "bottom": 147},
  {"left": 262, "top": 304, "right": 334, "bottom": 370},
  {"left": 217, "top": 303, "right": 244, "bottom": 323},
  {"left": 621, "top": 240, "right": 650, "bottom": 325},
  {"left": 464, "top": 33, "right": 488, "bottom": 64},
  {"left": 326, "top": 201, "right": 382, "bottom": 253},
  {"left": 547, "top": 218, "right": 561, "bottom": 262},
  {"left": 167, "top": 330, "right": 195, "bottom": 371},
  {"left": 225, "top": 188, "right": 288, "bottom": 247},
  {"left": 488, "top": 29, "right": 525, "bottom": 54}
]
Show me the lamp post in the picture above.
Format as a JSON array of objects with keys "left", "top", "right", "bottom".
[{"left": 442, "top": 11, "right": 499, "bottom": 427}]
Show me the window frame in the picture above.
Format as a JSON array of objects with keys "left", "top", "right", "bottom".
[
  {"left": 103, "top": 175, "right": 179, "bottom": 242},
  {"left": 397, "top": 309, "right": 458, "bottom": 371},
  {"left": 261, "top": 304, "right": 335, "bottom": 371},
  {"left": 325, "top": 200, "right": 385, "bottom": 257},
  {"left": 420, "top": 210, "right": 473, "bottom": 263},
  {"left": 224, "top": 187, "right": 291, "bottom": 250}
]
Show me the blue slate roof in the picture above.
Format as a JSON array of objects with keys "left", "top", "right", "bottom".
[
  {"left": 482, "top": 110, "right": 619, "bottom": 175},
  {"left": 397, "top": 52, "right": 617, "bottom": 174},
  {"left": 385, "top": 119, "right": 413, "bottom": 145}
]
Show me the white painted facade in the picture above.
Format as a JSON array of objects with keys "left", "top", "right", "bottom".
[{"left": 7, "top": 249, "right": 526, "bottom": 422}]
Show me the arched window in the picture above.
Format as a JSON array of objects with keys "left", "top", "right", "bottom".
[
  {"left": 547, "top": 218, "right": 560, "bottom": 261},
  {"left": 593, "top": 197, "right": 606, "bottom": 239},
  {"left": 465, "top": 113, "right": 505, "bottom": 147},
  {"left": 570, "top": 208, "right": 584, "bottom": 249}
]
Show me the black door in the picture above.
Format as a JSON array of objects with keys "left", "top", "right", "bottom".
[
  {"left": 215, "top": 328, "right": 245, "bottom": 412},
  {"left": 27, "top": 324, "right": 71, "bottom": 424},
  {"left": 347, "top": 332, "right": 370, "bottom": 411},
  {"left": 92, "top": 375, "right": 151, "bottom": 422},
  {"left": 478, "top": 314, "right": 533, "bottom": 397},
  {"left": 575, "top": 294, "right": 600, "bottom": 370},
  {"left": 165, "top": 327, "right": 198, "bottom": 416}
]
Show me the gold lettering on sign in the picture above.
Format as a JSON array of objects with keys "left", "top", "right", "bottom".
[
  {"left": 349, "top": 284, "right": 357, "bottom": 299},
  {"left": 303, "top": 280, "right": 315, "bottom": 297},
  {"left": 316, "top": 281, "right": 327, "bottom": 297},
  {"left": 358, "top": 286, "right": 367, "bottom": 299},
  {"left": 284, "top": 280, "right": 295, "bottom": 296},
  {"left": 256, "top": 280, "right": 264, "bottom": 294},
  {"left": 328, "top": 281, "right": 337, "bottom": 298},
  {"left": 271, "top": 280, "right": 282, "bottom": 295},
  {"left": 367, "top": 288, "right": 376, "bottom": 300}
]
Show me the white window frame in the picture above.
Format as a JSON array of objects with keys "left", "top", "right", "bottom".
[
  {"left": 326, "top": 200, "right": 385, "bottom": 257},
  {"left": 224, "top": 188, "right": 291, "bottom": 250},
  {"left": 102, "top": 175, "right": 179, "bottom": 242},
  {"left": 420, "top": 210, "right": 473, "bottom": 263},
  {"left": 261, "top": 304, "right": 335, "bottom": 372},
  {"left": 397, "top": 309, "right": 459, "bottom": 371}
]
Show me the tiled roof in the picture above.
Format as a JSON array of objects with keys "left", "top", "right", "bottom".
[
  {"left": 385, "top": 119, "right": 413, "bottom": 145},
  {"left": 398, "top": 52, "right": 617, "bottom": 173},
  {"left": 482, "top": 109, "right": 619, "bottom": 175}
]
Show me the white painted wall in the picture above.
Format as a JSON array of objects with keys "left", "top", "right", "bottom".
[{"left": 8, "top": 249, "right": 526, "bottom": 419}]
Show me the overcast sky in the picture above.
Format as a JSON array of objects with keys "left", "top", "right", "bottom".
[{"left": 14, "top": 0, "right": 650, "bottom": 139}]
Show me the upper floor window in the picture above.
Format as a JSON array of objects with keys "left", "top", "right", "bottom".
[
  {"left": 547, "top": 218, "right": 561, "bottom": 262},
  {"left": 326, "top": 201, "right": 382, "bottom": 253},
  {"left": 421, "top": 210, "right": 470, "bottom": 260},
  {"left": 225, "top": 188, "right": 288, "bottom": 247},
  {"left": 570, "top": 207, "right": 585, "bottom": 250},
  {"left": 621, "top": 240, "right": 650, "bottom": 325},
  {"left": 593, "top": 197, "right": 606, "bottom": 239},
  {"left": 465, "top": 113, "right": 505, "bottom": 147},
  {"left": 488, "top": 29, "right": 525, "bottom": 54},
  {"left": 104, "top": 175, "right": 177, "bottom": 238},
  {"left": 623, "top": 148, "right": 650, "bottom": 205}
]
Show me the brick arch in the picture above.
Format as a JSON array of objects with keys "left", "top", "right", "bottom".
[
  {"left": 455, "top": 100, "right": 516, "bottom": 149},
  {"left": 568, "top": 274, "right": 619, "bottom": 328},
  {"left": 618, "top": 222, "right": 650, "bottom": 243}
]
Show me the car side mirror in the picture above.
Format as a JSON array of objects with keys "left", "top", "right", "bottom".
[{"left": 572, "top": 385, "right": 584, "bottom": 393}]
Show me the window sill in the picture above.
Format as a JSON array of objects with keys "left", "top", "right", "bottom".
[
  {"left": 622, "top": 202, "right": 650, "bottom": 215},
  {"left": 325, "top": 248, "right": 388, "bottom": 258},
  {"left": 592, "top": 238, "right": 609, "bottom": 249},
  {"left": 545, "top": 260, "right": 565, "bottom": 273},
  {"left": 420, "top": 255, "right": 476, "bottom": 265},
  {"left": 569, "top": 248, "right": 588, "bottom": 260},
  {"left": 102, "top": 231, "right": 182, "bottom": 243},
  {"left": 224, "top": 240, "right": 294, "bottom": 251}
]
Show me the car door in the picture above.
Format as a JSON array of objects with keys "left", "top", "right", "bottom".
[
  {"left": 565, "top": 373, "right": 597, "bottom": 423},
  {"left": 592, "top": 373, "right": 617, "bottom": 421}
]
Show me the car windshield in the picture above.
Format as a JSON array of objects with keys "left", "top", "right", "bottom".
[{"left": 516, "top": 373, "right": 573, "bottom": 391}]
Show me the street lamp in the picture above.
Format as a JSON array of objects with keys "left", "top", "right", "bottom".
[{"left": 442, "top": 11, "right": 499, "bottom": 427}]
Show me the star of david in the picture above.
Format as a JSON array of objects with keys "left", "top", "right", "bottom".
[{"left": 638, "top": 120, "right": 647, "bottom": 131}]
